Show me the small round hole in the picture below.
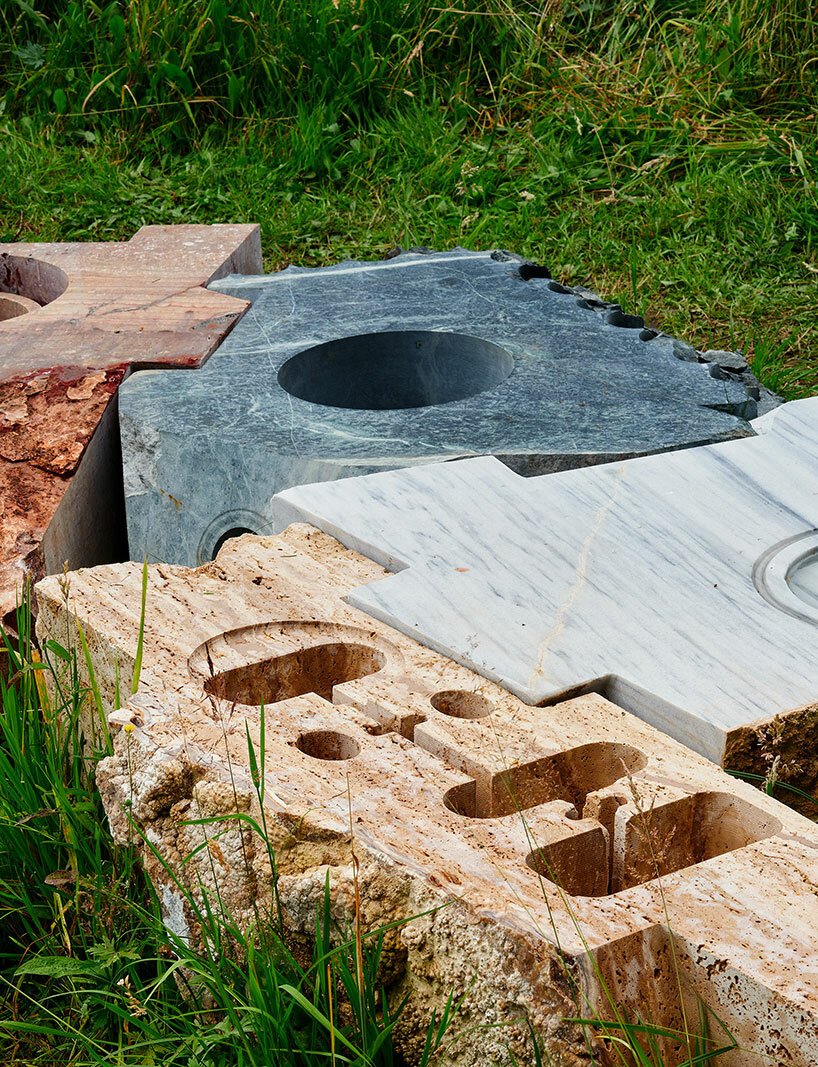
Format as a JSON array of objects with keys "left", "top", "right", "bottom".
[
  {"left": 0, "top": 254, "right": 69, "bottom": 309},
  {"left": 211, "top": 527, "right": 255, "bottom": 559},
  {"left": 297, "top": 730, "right": 360, "bottom": 761},
  {"left": 430, "top": 690, "right": 493, "bottom": 720},
  {"left": 0, "top": 293, "right": 39, "bottom": 321}
]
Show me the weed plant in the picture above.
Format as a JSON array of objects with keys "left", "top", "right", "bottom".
[{"left": 0, "top": 0, "right": 815, "bottom": 393}]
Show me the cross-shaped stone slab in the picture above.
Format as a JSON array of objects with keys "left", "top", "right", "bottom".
[
  {"left": 272, "top": 399, "right": 818, "bottom": 800},
  {"left": 0, "top": 224, "right": 261, "bottom": 619}
]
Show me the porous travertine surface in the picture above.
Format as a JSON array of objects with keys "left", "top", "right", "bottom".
[{"left": 37, "top": 527, "right": 818, "bottom": 1066}]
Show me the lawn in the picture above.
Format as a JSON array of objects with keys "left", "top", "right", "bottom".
[{"left": 1, "top": 0, "right": 816, "bottom": 394}]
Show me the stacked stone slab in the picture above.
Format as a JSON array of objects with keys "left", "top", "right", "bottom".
[
  {"left": 118, "top": 247, "right": 772, "bottom": 568},
  {"left": 0, "top": 224, "right": 261, "bottom": 621},
  {"left": 36, "top": 526, "right": 818, "bottom": 1066},
  {"left": 272, "top": 398, "right": 818, "bottom": 810}
]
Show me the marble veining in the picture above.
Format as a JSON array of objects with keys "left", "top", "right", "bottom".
[
  {"left": 119, "top": 248, "right": 768, "bottom": 567},
  {"left": 271, "top": 399, "right": 818, "bottom": 765}
]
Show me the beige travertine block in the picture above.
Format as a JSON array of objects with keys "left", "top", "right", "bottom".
[{"left": 36, "top": 527, "right": 818, "bottom": 1066}]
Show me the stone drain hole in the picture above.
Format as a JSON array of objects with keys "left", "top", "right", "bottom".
[
  {"left": 525, "top": 790, "right": 782, "bottom": 898},
  {"left": 297, "top": 730, "right": 360, "bottom": 761},
  {"left": 430, "top": 690, "right": 493, "bottom": 720},
  {"left": 277, "top": 330, "right": 514, "bottom": 411},
  {"left": 203, "top": 642, "right": 387, "bottom": 706},
  {"left": 0, "top": 254, "right": 69, "bottom": 320},
  {"left": 211, "top": 526, "right": 255, "bottom": 559}
]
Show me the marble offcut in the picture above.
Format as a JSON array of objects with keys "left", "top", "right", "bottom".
[
  {"left": 271, "top": 399, "right": 818, "bottom": 803},
  {"left": 0, "top": 224, "right": 262, "bottom": 619},
  {"left": 119, "top": 248, "right": 769, "bottom": 567}
]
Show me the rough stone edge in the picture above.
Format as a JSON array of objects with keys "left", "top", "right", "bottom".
[{"left": 210, "top": 244, "right": 780, "bottom": 419}]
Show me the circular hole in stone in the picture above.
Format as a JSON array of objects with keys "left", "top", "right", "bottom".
[
  {"left": 0, "top": 293, "right": 41, "bottom": 321},
  {"left": 297, "top": 729, "right": 360, "bottom": 761},
  {"left": 430, "top": 689, "right": 494, "bottom": 720},
  {"left": 211, "top": 526, "right": 255, "bottom": 559},
  {"left": 787, "top": 548, "right": 818, "bottom": 609},
  {"left": 277, "top": 331, "right": 514, "bottom": 410},
  {"left": 0, "top": 254, "right": 69, "bottom": 318}
]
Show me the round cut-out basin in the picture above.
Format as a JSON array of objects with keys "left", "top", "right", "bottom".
[
  {"left": 277, "top": 330, "right": 514, "bottom": 410},
  {"left": 788, "top": 548, "right": 818, "bottom": 609},
  {"left": 0, "top": 253, "right": 69, "bottom": 315}
]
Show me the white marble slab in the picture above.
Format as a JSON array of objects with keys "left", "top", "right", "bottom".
[{"left": 271, "top": 399, "right": 818, "bottom": 765}]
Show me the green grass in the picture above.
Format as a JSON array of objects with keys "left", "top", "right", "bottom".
[{"left": 0, "top": 0, "right": 816, "bottom": 394}]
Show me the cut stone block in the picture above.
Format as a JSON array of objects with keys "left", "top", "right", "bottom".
[
  {"left": 36, "top": 526, "right": 818, "bottom": 1066},
  {"left": 119, "top": 248, "right": 769, "bottom": 568},
  {"left": 271, "top": 399, "right": 818, "bottom": 807},
  {"left": 0, "top": 224, "right": 262, "bottom": 620}
]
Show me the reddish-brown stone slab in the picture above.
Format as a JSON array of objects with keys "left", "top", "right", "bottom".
[{"left": 0, "top": 224, "right": 261, "bottom": 618}]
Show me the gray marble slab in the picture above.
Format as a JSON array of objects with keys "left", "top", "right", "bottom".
[
  {"left": 271, "top": 399, "right": 818, "bottom": 767},
  {"left": 120, "top": 248, "right": 767, "bottom": 566}
]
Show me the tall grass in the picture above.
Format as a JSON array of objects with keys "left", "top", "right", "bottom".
[
  {"left": 1, "top": 0, "right": 815, "bottom": 144},
  {"left": 1, "top": 0, "right": 815, "bottom": 390}
]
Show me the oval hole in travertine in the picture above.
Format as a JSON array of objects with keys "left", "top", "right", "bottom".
[
  {"left": 204, "top": 641, "right": 387, "bottom": 706},
  {"left": 297, "top": 729, "right": 360, "bottom": 761},
  {"left": 431, "top": 690, "right": 493, "bottom": 720}
]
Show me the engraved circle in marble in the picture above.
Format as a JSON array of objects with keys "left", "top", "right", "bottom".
[
  {"left": 786, "top": 545, "right": 818, "bottom": 609},
  {"left": 752, "top": 529, "right": 818, "bottom": 626}
]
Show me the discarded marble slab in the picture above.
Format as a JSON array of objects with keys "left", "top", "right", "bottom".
[
  {"left": 35, "top": 526, "right": 818, "bottom": 1066},
  {"left": 271, "top": 398, "right": 818, "bottom": 806},
  {"left": 0, "top": 224, "right": 262, "bottom": 620},
  {"left": 119, "top": 247, "right": 771, "bottom": 568}
]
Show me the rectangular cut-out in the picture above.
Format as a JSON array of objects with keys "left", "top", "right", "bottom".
[
  {"left": 272, "top": 398, "right": 818, "bottom": 808},
  {"left": 36, "top": 525, "right": 818, "bottom": 1066}
]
